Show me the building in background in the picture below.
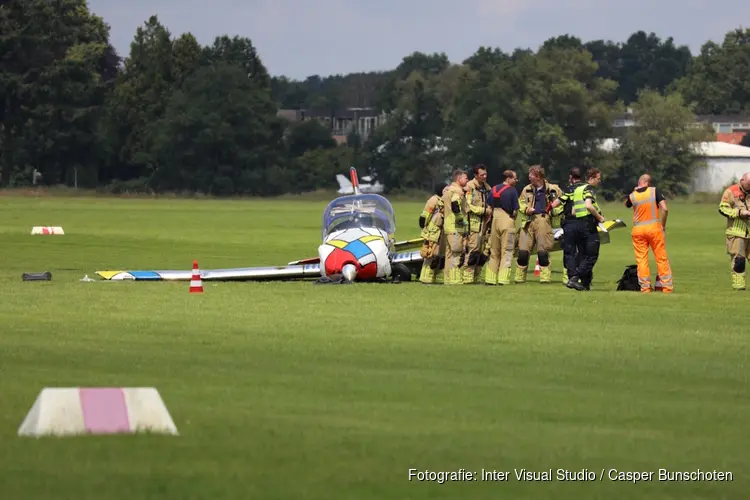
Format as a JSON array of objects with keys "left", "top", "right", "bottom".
[
  {"left": 277, "top": 107, "right": 389, "bottom": 144},
  {"left": 611, "top": 110, "right": 750, "bottom": 144},
  {"left": 691, "top": 142, "right": 750, "bottom": 193},
  {"left": 599, "top": 138, "right": 750, "bottom": 193}
]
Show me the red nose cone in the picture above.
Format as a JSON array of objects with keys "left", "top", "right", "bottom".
[
  {"left": 324, "top": 248, "right": 356, "bottom": 276},
  {"left": 323, "top": 248, "right": 377, "bottom": 279}
]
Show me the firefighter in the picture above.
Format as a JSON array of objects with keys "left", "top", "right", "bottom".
[
  {"left": 442, "top": 170, "right": 469, "bottom": 285},
  {"left": 561, "top": 168, "right": 605, "bottom": 291},
  {"left": 514, "top": 165, "right": 562, "bottom": 284},
  {"left": 485, "top": 170, "right": 519, "bottom": 285},
  {"left": 624, "top": 174, "right": 673, "bottom": 293},
  {"left": 418, "top": 184, "right": 447, "bottom": 284},
  {"left": 718, "top": 172, "right": 750, "bottom": 290},
  {"left": 462, "top": 165, "right": 492, "bottom": 283}
]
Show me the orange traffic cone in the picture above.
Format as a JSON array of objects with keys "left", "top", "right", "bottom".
[
  {"left": 190, "top": 260, "right": 203, "bottom": 293},
  {"left": 534, "top": 257, "right": 540, "bottom": 277}
]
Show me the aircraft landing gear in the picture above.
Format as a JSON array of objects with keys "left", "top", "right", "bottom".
[{"left": 391, "top": 263, "right": 412, "bottom": 284}]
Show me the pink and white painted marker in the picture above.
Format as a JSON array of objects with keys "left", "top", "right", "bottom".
[
  {"left": 18, "top": 387, "right": 179, "bottom": 437},
  {"left": 30, "top": 226, "right": 64, "bottom": 235}
]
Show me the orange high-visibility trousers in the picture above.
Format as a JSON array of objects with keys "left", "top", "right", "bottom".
[{"left": 632, "top": 224, "right": 673, "bottom": 293}]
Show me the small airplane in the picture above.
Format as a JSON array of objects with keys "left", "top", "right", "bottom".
[
  {"left": 94, "top": 168, "right": 626, "bottom": 283},
  {"left": 336, "top": 172, "right": 383, "bottom": 194},
  {"left": 95, "top": 167, "right": 423, "bottom": 283}
]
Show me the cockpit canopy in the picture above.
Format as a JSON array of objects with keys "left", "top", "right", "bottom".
[{"left": 322, "top": 194, "right": 396, "bottom": 239}]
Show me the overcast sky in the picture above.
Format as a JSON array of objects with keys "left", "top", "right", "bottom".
[{"left": 88, "top": 0, "right": 749, "bottom": 80}]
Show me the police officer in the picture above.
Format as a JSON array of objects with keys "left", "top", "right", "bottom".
[
  {"left": 514, "top": 165, "right": 562, "bottom": 284},
  {"left": 560, "top": 168, "right": 605, "bottom": 291},
  {"left": 442, "top": 170, "right": 469, "bottom": 285},
  {"left": 484, "top": 170, "right": 519, "bottom": 285},
  {"left": 462, "top": 165, "right": 492, "bottom": 284},
  {"left": 418, "top": 184, "right": 447, "bottom": 284},
  {"left": 550, "top": 167, "right": 586, "bottom": 286}
]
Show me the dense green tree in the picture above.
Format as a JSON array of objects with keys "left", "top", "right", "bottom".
[
  {"left": 616, "top": 31, "right": 692, "bottom": 104},
  {"left": 528, "top": 45, "right": 618, "bottom": 180},
  {"left": 202, "top": 35, "right": 270, "bottom": 89},
  {"left": 366, "top": 53, "right": 450, "bottom": 191},
  {"left": 148, "top": 62, "right": 284, "bottom": 195},
  {"left": 579, "top": 32, "right": 692, "bottom": 105},
  {"left": 5, "top": 4, "right": 750, "bottom": 198},
  {"left": 541, "top": 35, "right": 583, "bottom": 51},
  {"left": 462, "top": 46, "right": 509, "bottom": 72},
  {"left": 445, "top": 46, "right": 616, "bottom": 184},
  {"left": 285, "top": 119, "right": 337, "bottom": 158},
  {"left": 583, "top": 39, "right": 621, "bottom": 97},
  {"left": 445, "top": 55, "right": 530, "bottom": 178},
  {"left": 0, "top": 0, "right": 117, "bottom": 186},
  {"left": 377, "top": 52, "right": 450, "bottom": 112},
  {"left": 171, "top": 33, "right": 203, "bottom": 86},
  {"left": 674, "top": 28, "right": 750, "bottom": 114},
  {"left": 97, "top": 16, "right": 176, "bottom": 183},
  {"left": 614, "top": 90, "right": 714, "bottom": 197},
  {"left": 291, "top": 145, "right": 357, "bottom": 192},
  {"left": 271, "top": 75, "right": 309, "bottom": 108}
]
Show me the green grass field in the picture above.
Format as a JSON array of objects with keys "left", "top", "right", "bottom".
[{"left": 0, "top": 193, "right": 747, "bottom": 499}]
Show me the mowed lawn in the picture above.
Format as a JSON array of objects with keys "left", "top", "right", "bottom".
[{"left": 0, "top": 193, "right": 747, "bottom": 499}]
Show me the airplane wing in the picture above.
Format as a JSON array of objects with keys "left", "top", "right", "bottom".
[
  {"left": 95, "top": 263, "right": 323, "bottom": 281},
  {"left": 600, "top": 219, "right": 627, "bottom": 232},
  {"left": 96, "top": 236, "right": 426, "bottom": 280},
  {"left": 96, "top": 221, "right": 626, "bottom": 281},
  {"left": 96, "top": 252, "right": 426, "bottom": 282},
  {"left": 393, "top": 238, "right": 423, "bottom": 251},
  {"left": 541, "top": 219, "right": 627, "bottom": 254}
]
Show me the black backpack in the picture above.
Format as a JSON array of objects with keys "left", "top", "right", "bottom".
[{"left": 616, "top": 265, "right": 641, "bottom": 291}]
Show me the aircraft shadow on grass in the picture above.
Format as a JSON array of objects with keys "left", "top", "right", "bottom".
[{"left": 95, "top": 167, "right": 626, "bottom": 284}]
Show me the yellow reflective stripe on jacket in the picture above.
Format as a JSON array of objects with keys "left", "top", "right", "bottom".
[{"left": 719, "top": 200, "right": 738, "bottom": 219}]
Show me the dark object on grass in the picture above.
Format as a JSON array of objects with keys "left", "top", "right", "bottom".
[
  {"left": 616, "top": 265, "right": 639, "bottom": 291},
  {"left": 23, "top": 272, "right": 52, "bottom": 281},
  {"left": 314, "top": 274, "right": 352, "bottom": 285}
]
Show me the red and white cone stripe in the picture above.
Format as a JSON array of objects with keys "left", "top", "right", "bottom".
[
  {"left": 534, "top": 257, "right": 540, "bottom": 277},
  {"left": 189, "top": 260, "right": 203, "bottom": 293}
]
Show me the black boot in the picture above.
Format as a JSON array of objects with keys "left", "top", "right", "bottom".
[{"left": 566, "top": 276, "right": 585, "bottom": 291}]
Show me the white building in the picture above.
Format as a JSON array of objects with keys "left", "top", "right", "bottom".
[
  {"left": 691, "top": 142, "right": 750, "bottom": 193},
  {"left": 611, "top": 112, "right": 750, "bottom": 135},
  {"left": 596, "top": 139, "right": 750, "bottom": 193}
]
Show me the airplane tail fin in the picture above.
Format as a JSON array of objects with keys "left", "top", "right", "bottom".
[
  {"left": 349, "top": 166, "right": 361, "bottom": 195},
  {"left": 336, "top": 174, "right": 352, "bottom": 192}
]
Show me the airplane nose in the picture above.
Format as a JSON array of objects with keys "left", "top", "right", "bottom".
[{"left": 342, "top": 263, "right": 357, "bottom": 282}]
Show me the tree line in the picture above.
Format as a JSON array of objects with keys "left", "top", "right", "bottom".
[{"left": 2, "top": 0, "right": 749, "bottom": 197}]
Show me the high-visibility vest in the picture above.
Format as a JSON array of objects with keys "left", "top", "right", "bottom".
[
  {"left": 629, "top": 187, "right": 660, "bottom": 227},
  {"left": 572, "top": 184, "right": 598, "bottom": 218}
]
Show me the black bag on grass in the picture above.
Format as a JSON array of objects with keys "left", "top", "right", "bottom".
[{"left": 616, "top": 265, "right": 640, "bottom": 291}]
